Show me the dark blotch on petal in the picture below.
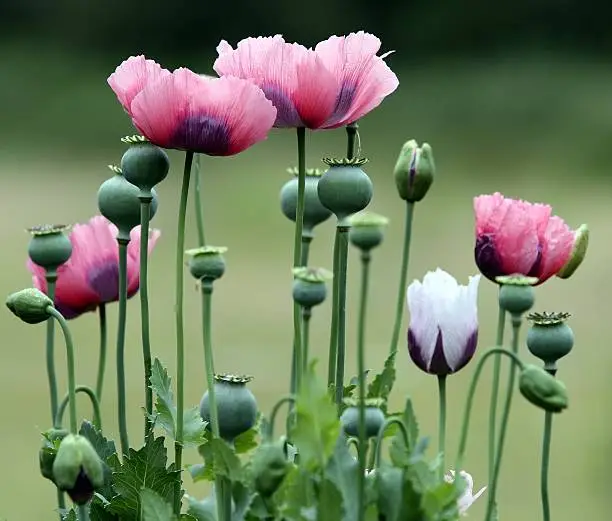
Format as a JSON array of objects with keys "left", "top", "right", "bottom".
[
  {"left": 450, "top": 330, "right": 478, "bottom": 373},
  {"left": 262, "top": 85, "right": 303, "bottom": 127},
  {"left": 54, "top": 299, "right": 95, "bottom": 320},
  {"left": 475, "top": 234, "right": 504, "bottom": 282},
  {"left": 408, "top": 328, "right": 440, "bottom": 374},
  {"left": 428, "top": 329, "right": 452, "bottom": 375},
  {"left": 527, "top": 243, "right": 543, "bottom": 278},
  {"left": 171, "top": 115, "right": 230, "bottom": 154},
  {"left": 66, "top": 467, "right": 95, "bottom": 505},
  {"left": 88, "top": 261, "right": 119, "bottom": 303}
]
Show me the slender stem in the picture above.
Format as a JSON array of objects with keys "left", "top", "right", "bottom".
[
  {"left": 47, "top": 307, "right": 78, "bottom": 434},
  {"left": 139, "top": 196, "right": 154, "bottom": 441},
  {"left": 346, "top": 436, "right": 360, "bottom": 456},
  {"left": 485, "top": 316, "right": 523, "bottom": 521},
  {"left": 374, "top": 418, "right": 410, "bottom": 468},
  {"left": 302, "top": 307, "right": 311, "bottom": 374},
  {"left": 346, "top": 122, "right": 358, "bottom": 159},
  {"left": 488, "top": 302, "right": 506, "bottom": 482},
  {"left": 55, "top": 490, "right": 65, "bottom": 519},
  {"left": 334, "top": 226, "right": 350, "bottom": 411},
  {"left": 193, "top": 153, "right": 206, "bottom": 247},
  {"left": 356, "top": 250, "right": 370, "bottom": 521},
  {"left": 45, "top": 272, "right": 59, "bottom": 424},
  {"left": 300, "top": 234, "right": 312, "bottom": 266},
  {"left": 367, "top": 438, "right": 377, "bottom": 471},
  {"left": 174, "top": 150, "right": 193, "bottom": 514},
  {"left": 55, "top": 385, "right": 102, "bottom": 431},
  {"left": 455, "top": 347, "right": 524, "bottom": 471},
  {"left": 437, "top": 375, "right": 447, "bottom": 479},
  {"left": 541, "top": 410, "right": 553, "bottom": 521},
  {"left": 267, "top": 395, "right": 296, "bottom": 440},
  {"left": 389, "top": 202, "right": 415, "bottom": 355},
  {"left": 78, "top": 504, "right": 90, "bottom": 521},
  {"left": 201, "top": 282, "right": 226, "bottom": 521},
  {"left": 95, "top": 304, "right": 107, "bottom": 405},
  {"left": 116, "top": 237, "right": 130, "bottom": 455},
  {"left": 327, "top": 230, "right": 340, "bottom": 389}
]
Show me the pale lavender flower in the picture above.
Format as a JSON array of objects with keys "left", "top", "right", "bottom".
[{"left": 445, "top": 469, "right": 487, "bottom": 515}]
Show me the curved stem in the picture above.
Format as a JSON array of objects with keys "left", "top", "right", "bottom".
[
  {"left": 327, "top": 230, "right": 340, "bottom": 389},
  {"left": 541, "top": 410, "right": 553, "bottom": 521},
  {"left": 346, "top": 122, "right": 358, "bottom": 159},
  {"left": 454, "top": 346, "right": 524, "bottom": 473},
  {"left": 139, "top": 196, "right": 153, "bottom": 441},
  {"left": 437, "top": 375, "right": 447, "bottom": 479},
  {"left": 95, "top": 304, "right": 107, "bottom": 405},
  {"left": 334, "top": 226, "right": 350, "bottom": 412},
  {"left": 488, "top": 302, "right": 506, "bottom": 481},
  {"left": 388, "top": 202, "right": 415, "bottom": 355},
  {"left": 485, "top": 316, "right": 523, "bottom": 521},
  {"left": 356, "top": 250, "right": 371, "bottom": 521},
  {"left": 302, "top": 307, "right": 311, "bottom": 374},
  {"left": 267, "top": 395, "right": 296, "bottom": 440},
  {"left": 374, "top": 418, "right": 410, "bottom": 468},
  {"left": 116, "top": 237, "right": 130, "bottom": 455},
  {"left": 346, "top": 436, "right": 360, "bottom": 456},
  {"left": 45, "top": 273, "right": 59, "bottom": 425},
  {"left": 174, "top": 150, "right": 193, "bottom": 514},
  {"left": 55, "top": 385, "right": 102, "bottom": 431},
  {"left": 47, "top": 307, "right": 78, "bottom": 434},
  {"left": 193, "top": 153, "right": 206, "bottom": 247},
  {"left": 78, "top": 504, "right": 90, "bottom": 521}
]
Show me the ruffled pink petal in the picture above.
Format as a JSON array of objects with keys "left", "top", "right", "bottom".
[
  {"left": 473, "top": 193, "right": 511, "bottom": 235},
  {"left": 537, "top": 216, "right": 574, "bottom": 283},
  {"left": 126, "top": 227, "right": 161, "bottom": 296},
  {"left": 107, "top": 55, "right": 170, "bottom": 115},
  {"left": 495, "top": 200, "right": 540, "bottom": 274},
  {"left": 130, "top": 69, "right": 276, "bottom": 155},
  {"left": 314, "top": 31, "right": 399, "bottom": 128}
]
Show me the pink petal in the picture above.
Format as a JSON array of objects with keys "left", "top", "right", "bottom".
[
  {"left": 537, "top": 216, "right": 574, "bottom": 283},
  {"left": 107, "top": 55, "right": 170, "bottom": 115},
  {"left": 473, "top": 193, "right": 511, "bottom": 235},
  {"left": 495, "top": 200, "right": 540, "bottom": 274}
]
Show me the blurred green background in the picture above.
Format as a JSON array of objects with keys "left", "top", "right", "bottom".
[{"left": 1, "top": 2, "right": 611, "bottom": 520}]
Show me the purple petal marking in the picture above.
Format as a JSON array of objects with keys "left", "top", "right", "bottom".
[
  {"left": 450, "top": 330, "right": 478, "bottom": 373},
  {"left": 527, "top": 243, "right": 543, "bottom": 278},
  {"left": 475, "top": 234, "right": 504, "bottom": 282},
  {"left": 327, "top": 82, "right": 356, "bottom": 125},
  {"left": 88, "top": 261, "right": 119, "bottom": 303},
  {"left": 428, "top": 329, "right": 452, "bottom": 375},
  {"left": 261, "top": 84, "right": 303, "bottom": 128},
  {"left": 170, "top": 115, "right": 230, "bottom": 154}
]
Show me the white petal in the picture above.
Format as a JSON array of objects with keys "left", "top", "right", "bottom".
[{"left": 407, "top": 277, "right": 438, "bottom": 366}]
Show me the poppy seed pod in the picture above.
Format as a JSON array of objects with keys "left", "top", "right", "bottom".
[
  {"left": 348, "top": 212, "right": 389, "bottom": 251},
  {"left": 393, "top": 140, "right": 434, "bottom": 203},
  {"left": 292, "top": 267, "right": 332, "bottom": 308},
  {"left": 340, "top": 398, "right": 386, "bottom": 438},
  {"left": 27, "top": 225, "right": 73, "bottom": 272},
  {"left": 526, "top": 312, "right": 574, "bottom": 369},
  {"left": 185, "top": 246, "right": 227, "bottom": 282},
  {"left": 120, "top": 136, "right": 170, "bottom": 193},
  {"left": 497, "top": 275, "right": 537, "bottom": 315},
  {"left": 6, "top": 288, "right": 54, "bottom": 324},
  {"left": 280, "top": 167, "right": 332, "bottom": 233}
]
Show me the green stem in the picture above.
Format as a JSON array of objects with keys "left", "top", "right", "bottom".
[
  {"left": 389, "top": 202, "right": 415, "bottom": 355},
  {"left": 56, "top": 490, "right": 65, "bottom": 519},
  {"left": 541, "top": 410, "right": 553, "bottom": 521},
  {"left": 291, "top": 127, "right": 307, "bottom": 394},
  {"left": 374, "top": 418, "right": 410, "bottom": 468},
  {"left": 485, "top": 316, "right": 523, "bottom": 521},
  {"left": 47, "top": 307, "right": 78, "bottom": 434},
  {"left": 193, "top": 153, "right": 206, "bottom": 247},
  {"left": 488, "top": 303, "right": 506, "bottom": 482},
  {"left": 367, "top": 438, "right": 377, "bottom": 471},
  {"left": 437, "top": 375, "right": 447, "bottom": 479},
  {"left": 356, "top": 250, "right": 370, "bottom": 521},
  {"left": 116, "top": 237, "right": 130, "bottom": 455},
  {"left": 45, "top": 273, "right": 59, "bottom": 425},
  {"left": 334, "top": 226, "right": 350, "bottom": 412},
  {"left": 174, "top": 150, "right": 193, "bottom": 514},
  {"left": 55, "top": 385, "right": 102, "bottom": 431},
  {"left": 267, "top": 395, "right": 296, "bottom": 440},
  {"left": 346, "top": 122, "right": 358, "bottom": 159},
  {"left": 455, "top": 347, "right": 524, "bottom": 474},
  {"left": 302, "top": 307, "right": 311, "bottom": 374},
  {"left": 327, "top": 230, "right": 340, "bottom": 389},
  {"left": 346, "top": 436, "right": 360, "bottom": 456},
  {"left": 78, "top": 504, "right": 90, "bottom": 521},
  {"left": 139, "top": 196, "right": 154, "bottom": 441},
  {"left": 95, "top": 304, "right": 107, "bottom": 405},
  {"left": 201, "top": 282, "right": 226, "bottom": 521}
]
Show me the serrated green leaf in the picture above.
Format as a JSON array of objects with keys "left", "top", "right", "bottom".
[
  {"left": 90, "top": 494, "right": 119, "bottom": 521},
  {"left": 421, "top": 481, "right": 460, "bottom": 520},
  {"left": 316, "top": 479, "right": 342, "bottom": 521},
  {"left": 367, "top": 352, "right": 396, "bottom": 408},
  {"left": 197, "top": 436, "right": 243, "bottom": 481},
  {"left": 186, "top": 495, "right": 216, "bottom": 521},
  {"left": 182, "top": 406, "right": 208, "bottom": 446},
  {"left": 107, "top": 436, "right": 180, "bottom": 521},
  {"left": 274, "top": 467, "right": 316, "bottom": 521},
  {"left": 325, "top": 436, "right": 359, "bottom": 521},
  {"left": 62, "top": 509, "right": 77, "bottom": 521},
  {"left": 290, "top": 361, "right": 340, "bottom": 470},
  {"left": 79, "top": 421, "right": 116, "bottom": 500},
  {"left": 140, "top": 488, "right": 176, "bottom": 521},
  {"left": 389, "top": 398, "right": 420, "bottom": 467},
  {"left": 233, "top": 416, "right": 261, "bottom": 454}
]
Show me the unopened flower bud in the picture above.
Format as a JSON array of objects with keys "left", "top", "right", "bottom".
[
  {"left": 519, "top": 365, "right": 568, "bottom": 413},
  {"left": 251, "top": 439, "right": 290, "bottom": 497},
  {"left": 348, "top": 212, "right": 389, "bottom": 251},
  {"left": 526, "top": 312, "right": 574, "bottom": 370},
  {"left": 27, "top": 225, "right": 73, "bottom": 272},
  {"left": 340, "top": 398, "right": 386, "bottom": 438},
  {"left": 292, "top": 267, "right": 332, "bottom": 308},
  {"left": 393, "top": 140, "right": 434, "bottom": 202},
  {"left": 497, "top": 275, "right": 537, "bottom": 315},
  {"left": 6, "top": 288, "right": 53, "bottom": 324},
  {"left": 39, "top": 428, "right": 69, "bottom": 482},
  {"left": 557, "top": 224, "right": 589, "bottom": 279},
  {"left": 120, "top": 136, "right": 170, "bottom": 193},
  {"left": 52, "top": 434, "right": 104, "bottom": 504},
  {"left": 185, "top": 246, "right": 227, "bottom": 282}
]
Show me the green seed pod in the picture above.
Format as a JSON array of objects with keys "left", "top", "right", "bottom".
[
  {"left": 526, "top": 312, "right": 574, "bottom": 369},
  {"left": 6, "top": 288, "right": 53, "bottom": 324},
  {"left": 292, "top": 267, "right": 332, "bottom": 308},
  {"left": 52, "top": 434, "right": 105, "bottom": 505},
  {"left": 280, "top": 167, "right": 332, "bottom": 233},
  {"left": 496, "top": 275, "right": 537, "bottom": 315},
  {"left": 120, "top": 136, "right": 170, "bottom": 193},
  {"left": 27, "top": 225, "right": 73, "bottom": 272},
  {"left": 557, "top": 224, "right": 589, "bottom": 279},
  {"left": 317, "top": 158, "right": 373, "bottom": 223},
  {"left": 340, "top": 398, "right": 386, "bottom": 438},
  {"left": 97, "top": 166, "right": 159, "bottom": 240},
  {"left": 348, "top": 212, "right": 390, "bottom": 251},
  {"left": 185, "top": 246, "right": 227, "bottom": 281},
  {"left": 519, "top": 365, "right": 568, "bottom": 413},
  {"left": 393, "top": 140, "right": 435, "bottom": 203},
  {"left": 200, "top": 374, "right": 258, "bottom": 443},
  {"left": 251, "top": 439, "right": 290, "bottom": 497}
]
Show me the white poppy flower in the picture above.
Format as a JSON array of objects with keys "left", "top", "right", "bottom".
[
  {"left": 445, "top": 469, "right": 487, "bottom": 515},
  {"left": 406, "top": 268, "right": 480, "bottom": 375}
]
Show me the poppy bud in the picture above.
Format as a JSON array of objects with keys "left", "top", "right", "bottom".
[
  {"left": 6, "top": 288, "right": 54, "bottom": 324},
  {"left": 519, "top": 365, "right": 568, "bottom": 413},
  {"left": 185, "top": 246, "right": 228, "bottom": 282},
  {"left": 251, "top": 439, "right": 290, "bottom": 497},
  {"left": 557, "top": 224, "right": 589, "bottom": 279},
  {"left": 39, "top": 428, "right": 69, "bottom": 482},
  {"left": 393, "top": 140, "right": 434, "bottom": 203}
]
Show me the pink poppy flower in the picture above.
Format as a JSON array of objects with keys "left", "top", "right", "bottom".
[
  {"left": 27, "top": 216, "right": 160, "bottom": 319},
  {"left": 474, "top": 192, "right": 575, "bottom": 284},
  {"left": 213, "top": 31, "right": 399, "bottom": 129}
]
